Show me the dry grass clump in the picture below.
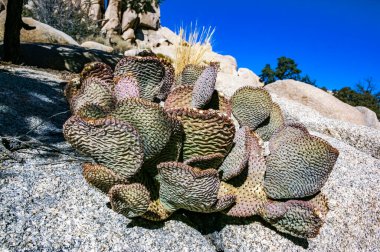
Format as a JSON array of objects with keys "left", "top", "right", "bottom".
[{"left": 174, "top": 23, "right": 215, "bottom": 75}]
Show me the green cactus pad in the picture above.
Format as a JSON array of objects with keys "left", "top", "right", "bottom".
[
  {"left": 191, "top": 64, "right": 218, "bottom": 108},
  {"left": 184, "top": 153, "right": 225, "bottom": 169},
  {"left": 114, "top": 56, "right": 166, "bottom": 101},
  {"left": 157, "top": 59, "right": 175, "bottom": 100},
  {"left": 164, "top": 86, "right": 193, "bottom": 110},
  {"left": 157, "top": 162, "right": 235, "bottom": 212},
  {"left": 231, "top": 87, "right": 273, "bottom": 130},
  {"left": 111, "top": 98, "right": 174, "bottom": 161},
  {"left": 219, "top": 126, "right": 251, "bottom": 181},
  {"left": 63, "top": 116, "right": 143, "bottom": 179},
  {"left": 80, "top": 62, "right": 114, "bottom": 83},
  {"left": 176, "top": 64, "right": 205, "bottom": 86},
  {"left": 220, "top": 133, "right": 268, "bottom": 217},
  {"left": 260, "top": 198, "right": 326, "bottom": 238},
  {"left": 255, "top": 102, "right": 285, "bottom": 141},
  {"left": 167, "top": 108, "right": 235, "bottom": 161},
  {"left": 269, "top": 123, "right": 310, "bottom": 152},
  {"left": 76, "top": 103, "right": 109, "bottom": 119},
  {"left": 70, "top": 77, "right": 114, "bottom": 115},
  {"left": 82, "top": 163, "right": 127, "bottom": 194},
  {"left": 109, "top": 183, "right": 151, "bottom": 218},
  {"left": 264, "top": 125, "right": 339, "bottom": 199},
  {"left": 113, "top": 74, "right": 140, "bottom": 101}
]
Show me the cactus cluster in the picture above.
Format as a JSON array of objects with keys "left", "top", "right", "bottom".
[{"left": 63, "top": 54, "right": 339, "bottom": 239}]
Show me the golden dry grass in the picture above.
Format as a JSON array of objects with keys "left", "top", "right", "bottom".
[{"left": 173, "top": 23, "right": 215, "bottom": 75}]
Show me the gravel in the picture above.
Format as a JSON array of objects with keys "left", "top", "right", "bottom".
[
  {"left": 1, "top": 66, "right": 379, "bottom": 251},
  {"left": 0, "top": 152, "right": 215, "bottom": 252}
]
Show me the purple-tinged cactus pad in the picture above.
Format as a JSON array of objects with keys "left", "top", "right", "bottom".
[
  {"left": 111, "top": 98, "right": 174, "bottom": 161},
  {"left": 109, "top": 183, "right": 151, "bottom": 218},
  {"left": 82, "top": 163, "right": 128, "bottom": 194},
  {"left": 264, "top": 125, "right": 339, "bottom": 199},
  {"left": 255, "top": 102, "right": 285, "bottom": 141},
  {"left": 63, "top": 116, "right": 143, "bottom": 179},
  {"left": 113, "top": 74, "right": 140, "bottom": 101},
  {"left": 191, "top": 64, "right": 218, "bottom": 108},
  {"left": 167, "top": 108, "right": 235, "bottom": 161},
  {"left": 231, "top": 87, "right": 273, "bottom": 130},
  {"left": 157, "top": 162, "right": 235, "bottom": 213}
]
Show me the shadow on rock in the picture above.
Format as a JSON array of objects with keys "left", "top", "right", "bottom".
[
  {"left": 0, "top": 43, "right": 122, "bottom": 73},
  {"left": 126, "top": 209, "right": 309, "bottom": 249},
  {"left": 0, "top": 67, "right": 69, "bottom": 145}
]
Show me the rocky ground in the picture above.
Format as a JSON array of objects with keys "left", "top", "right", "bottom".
[{"left": 1, "top": 66, "right": 379, "bottom": 251}]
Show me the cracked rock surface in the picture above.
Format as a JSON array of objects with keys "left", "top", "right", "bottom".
[{"left": 1, "top": 66, "right": 379, "bottom": 251}]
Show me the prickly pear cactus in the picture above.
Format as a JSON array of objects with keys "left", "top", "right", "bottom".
[{"left": 63, "top": 53, "right": 339, "bottom": 239}]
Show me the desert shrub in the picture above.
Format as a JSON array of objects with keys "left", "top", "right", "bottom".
[{"left": 23, "top": 0, "right": 100, "bottom": 40}]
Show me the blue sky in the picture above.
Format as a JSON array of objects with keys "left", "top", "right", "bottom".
[{"left": 160, "top": 0, "right": 380, "bottom": 90}]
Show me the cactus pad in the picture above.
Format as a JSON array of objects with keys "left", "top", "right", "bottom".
[
  {"left": 261, "top": 198, "right": 327, "bottom": 238},
  {"left": 264, "top": 125, "right": 339, "bottom": 199},
  {"left": 176, "top": 64, "right": 205, "bottom": 86},
  {"left": 167, "top": 108, "right": 235, "bottom": 161},
  {"left": 231, "top": 87, "right": 273, "bottom": 130},
  {"left": 113, "top": 74, "right": 140, "bottom": 101},
  {"left": 111, "top": 98, "right": 174, "bottom": 161},
  {"left": 70, "top": 77, "right": 114, "bottom": 115},
  {"left": 255, "top": 103, "right": 285, "bottom": 141},
  {"left": 109, "top": 183, "right": 151, "bottom": 218},
  {"left": 184, "top": 153, "right": 225, "bottom": 170},
  {"left": 218, "top": 126, "right": 251, "bottom": 181},
  {"left": 220, "top": 133, "right": 268, "bottom": 217},
  {"left": 164, "top": 86, "right": 193, "bottom": 110},
  {"left": 82, "top": 163, "right": 127, "bottom": 194},
  {"left": 157, "top": 162, "right": 235, "bottom": 212},
  {"left": 157, "top": 59, "right": 175, "bottom": 100},
  {"left": 191, "top": 64, "right": 218, "bottom": 108},
  {"left": 114, "top": 56, "right": 166, "bottom": 101},
  {"left": 76, "top": 103, "right": 109, "bottom": 119},
  {"left": 80, "top": 62, "right": 114, "bottom": 83},
  {"left": 63, "top": 116, "right": 143, "bottom": 179}
]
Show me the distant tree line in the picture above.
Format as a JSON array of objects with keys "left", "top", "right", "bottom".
[
  {"left": 333, "top": 78, "right": 380, "bottom": 119},
  {"left": 259, "top": 56, "right": 317, "bottom": 86},
  {"left": 259, "top": 57, "right": 380, "bottom": 119}
]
